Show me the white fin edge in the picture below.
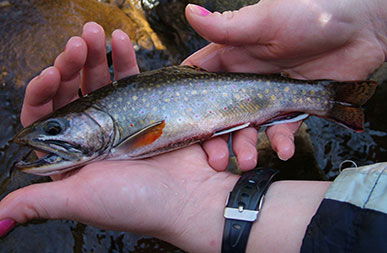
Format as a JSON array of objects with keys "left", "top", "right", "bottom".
[
  {"left": 212, "top": 123, "right": 250, "bottom": 137},
  {"left": 261, "top": 113, "right": 309, "bottom": 127}
]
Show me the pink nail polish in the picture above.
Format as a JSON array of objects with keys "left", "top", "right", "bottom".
[
  {"left": 0, "top": 219, "right": 16, "bottom": 237},
  {"left": 189, "top": 4, "right": 212, "bottom": 16}
]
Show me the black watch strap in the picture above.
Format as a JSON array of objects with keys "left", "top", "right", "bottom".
[{"left": 222, "top": 167, "right": 279, "bottom": 253}]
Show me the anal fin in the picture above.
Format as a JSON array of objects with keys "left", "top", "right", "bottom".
[{"left": 261, "top": 113, "right": 309, "bottom": 127}]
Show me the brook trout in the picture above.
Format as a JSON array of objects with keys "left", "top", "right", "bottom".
[{"left": 14, "top": 65, "right": 377, "bottom": 175}]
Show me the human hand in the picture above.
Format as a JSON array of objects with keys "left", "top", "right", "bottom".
[
  {"left": 0, "top": 21, "right": 240, "bottom": 252},
  {"left": 183, "top": 1, "right": 387, "bottom": 171}
]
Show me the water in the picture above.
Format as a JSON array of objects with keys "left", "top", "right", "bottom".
[{"left": 0, "top": 0, "right": 386, "bottom": 252}]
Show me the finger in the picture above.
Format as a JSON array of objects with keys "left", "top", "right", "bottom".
[
  {"left": 265, "top": 122, "right": 301, "bottom": 161},
  {"left": 182, "top": 43, "right": 280, "bottom": 73},
  {"left": 81, "top": 22, "right": 111, "bottom": 94},
  {"left": 202, "top": 135, "right": 229, "bottom": 171},
  {"left": 232, "top": 127, "right": 258, "bottom": 171},
  {"left": 53, "top": 36, "right": 87, "bottom": 109},
  {"left": 185, "top": 3, "right": 271, "bottom": 45},
  {"left": 111, "top": 29, "right": 140, "bottom": 80},
  {"left": 0, "top": 181, "right": 77, "bottom": 228},
  {"left": 21, "top": 66, "right": 60, "bottom": 127}
]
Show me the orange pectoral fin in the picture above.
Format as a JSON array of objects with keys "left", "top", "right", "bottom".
[{"left": 115, "top": 120, "right": 166, "bottom": 152}]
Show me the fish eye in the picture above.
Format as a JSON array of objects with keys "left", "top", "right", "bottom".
[{"left": 43, "top": 120, "right": 63, "bottom": 136}]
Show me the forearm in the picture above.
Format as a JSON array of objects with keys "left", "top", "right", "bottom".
[
  {"left": 164, "top": 179, "right": 331, "bottom": 253},
  {"left": 247, "top": 181, "right": 331, "bottom": 252}
]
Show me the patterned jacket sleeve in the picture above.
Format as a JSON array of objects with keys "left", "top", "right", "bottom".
[{"left": 301, "top": 162, "right": 387, "bottom": 252}]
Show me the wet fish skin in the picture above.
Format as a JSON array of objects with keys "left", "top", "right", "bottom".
[{"left": 14, "top": 65, "right": 377, "bottom": 175}]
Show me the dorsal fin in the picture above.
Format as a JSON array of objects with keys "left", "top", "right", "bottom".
[{"left": 184, "top": 65, "right": 209, "bottom": 72}]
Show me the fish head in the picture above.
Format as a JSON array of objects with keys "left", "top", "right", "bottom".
[{"left": 14, "top": 108, "right": 116, "bottom": 176}]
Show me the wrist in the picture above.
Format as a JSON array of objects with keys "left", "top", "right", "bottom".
[
  {"left": 162, "top": 173, "right": 239, "bottom": 252},
  {"left": 158, "top": 175, "right": 331, "bottom": 253}
]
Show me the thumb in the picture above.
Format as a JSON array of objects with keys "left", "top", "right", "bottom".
[
  {"left": 0, "top": 180, "right": 78, "bottom": 236},
  {"left": 185, "top": 3, "right": 270, "bottom": 45}
]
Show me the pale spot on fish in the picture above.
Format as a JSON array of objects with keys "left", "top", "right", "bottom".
[
  {"left": 235, "top": 94, "right": 240, "bottom": 99},
  {"left": 242, "top": 88, "right": 246, "bottom": 93},
  {"left": 322, "top": 90, "right": 326, "bottom": 95},
  {"left": 284, "top": 87, "right": 290, "bottom": 92},
  {"left": 184, "top": 97, "right": 188, "bottom": 101},
  {"left": 265, "top": 89, "right": 269, "bottom": 94},
  {"left": 293, "top": 98, "right": 297, "bottom": 103},
  {"left": 274, "top": 88, "right": 279, "bottom": 93},
  {"left": 132, "top": 95, "right": 138, "bottom": 101},
  {"left": 293, "top": 90, "right": 297, "bottom": 95},
  {"left": 164, "top": 98, "right": 170, "bottom": 102},
  {"left": 258, "top": 93, "right": 263, "bottom": 99},
  {"left": 192, "top": 90, "right": 198, "bottom": 95},
  {"left": 299, "top": 98, "right": 303, "bottom": 103},
  {"left": 153, "top": 107, "right": 157, "bottom": 111},
  {"left": 142, "top": 98, "right": 146, "bottom": 103},
  {"left": 302, "top": 90, "right": 307, "bottom": 95},
  {"left": 271, "top": 95, "right": 276, "bottom": 101},
  {"left": 310, "top": 90, "right": 315, "bottom": 95},
  {"left": 202, "top": 90, "right": 207, "bottom": 94},
  {"left": 176, "top": 92, "right": 180, "bottom": 96},
  {"left": 117, "top": 97, "right": 123, "bottom": 102},
  {"left": 223, "top": 93, "right": 227, "bottom": 97}
]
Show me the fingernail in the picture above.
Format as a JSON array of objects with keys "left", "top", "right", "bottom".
[
  {"left": 0, "top": 219, "right": 16, "bottom": 237},
  {"left": 277, "top": 150, "right": 290, "bottom": 161},
  {"left": 40, "top": 67, "right": 51, "bottom": 76},
  {"left": 112, "top": 29, "right": 128, "bottom": 41},
  {"left": 188, "top": 4, "right": 212, "bottom": 16},
  {"left": 84, "top": 21, "right": 103, "bottom": 34}
]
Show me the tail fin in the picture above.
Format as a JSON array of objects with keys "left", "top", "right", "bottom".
[
  {"left": 328, "top": 80, "right": 378, "bottom": 106},
  {"left": 325, "top": 80, "right": 377, "bottom": 132},
  {"left": 325, "top": 104, "right": 364, "bottom": 132}
]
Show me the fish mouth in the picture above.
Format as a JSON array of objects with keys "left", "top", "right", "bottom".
[{"left": 14, "top": 138, "right": 96, "bottom": 176}]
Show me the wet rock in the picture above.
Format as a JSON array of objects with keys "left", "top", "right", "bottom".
[
  {"left": 0, "top": 0, "right": 164, "bottom": 88},
  {"left": 142, "top": 0, "right": 260, "bottom": 62}
]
